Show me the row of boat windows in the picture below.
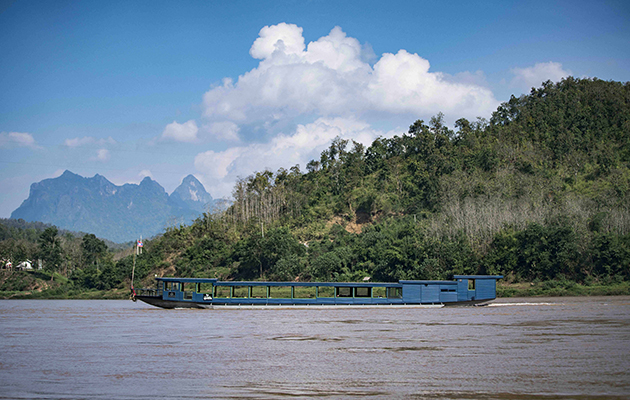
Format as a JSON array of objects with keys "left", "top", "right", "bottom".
[{"left": 162, "top": 282, "right": 403, "bottom": 299}]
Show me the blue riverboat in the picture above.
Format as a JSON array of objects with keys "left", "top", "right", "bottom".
[{"left": 133, "top": 275, "right": 503, "bottom": 309}]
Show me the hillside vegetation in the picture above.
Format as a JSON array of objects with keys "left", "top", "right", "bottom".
[
  {"left": 132, "top": 78, "right": 630, "bottom": 286},
  {"left": 2, "top": 77, "right": 629, "bottom": 298}
]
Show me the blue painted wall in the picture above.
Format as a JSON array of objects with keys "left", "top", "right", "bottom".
[
  {"left": 475, "top": 279, "right": 497, "bottom": 300},
  {"left": 402, "top": 284, "right": 421, "bottom": 302},
  {"left": 457, "top": 279, "right": 468, "bottom": 302},
  {"left": 422, "top": 285, "right": 441, "bottom": 303}
]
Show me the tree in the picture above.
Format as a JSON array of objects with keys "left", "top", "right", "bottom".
[
  {"left": 81, "top": 234, "right": 108, "bottom": 267},
  {"left": 38, "top": 227, "right": 63, "bottom": 275}
]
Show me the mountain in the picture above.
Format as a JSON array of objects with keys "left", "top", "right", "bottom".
[
  {"left": 10, "top": 172, "right": 214, "bottom": 243},
  {"left": 169, "top": 174, "right": 214, "bottom": 214}
]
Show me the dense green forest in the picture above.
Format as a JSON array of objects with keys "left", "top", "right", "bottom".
[
  {"left": 2, "top": 77, "right": 629, "bottom": 298},
  {"left": 0, "top": 219, "right": 134, "bottom": 296}
]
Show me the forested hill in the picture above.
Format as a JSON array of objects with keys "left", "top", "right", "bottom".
[
  {"left": 119, "top": 77, "right": 627, "bottom": 288},
  {"left": 5, "top": 78, "right": 628, "bottom": 297}
]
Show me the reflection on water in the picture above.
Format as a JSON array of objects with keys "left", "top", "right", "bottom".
[{"left": 0, "top": 297, "right": 629, "bottom": 399}]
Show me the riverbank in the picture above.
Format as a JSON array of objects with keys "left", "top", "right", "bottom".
[
  {"left": 0, "top": 288, "right": 130, "bottom": 300},
  {"left": 0, "top": 270, "right": 130, "bottom": 300},
  {"left": 497, "top": 281, "right": 630, "bottom": 297},
  {"left": 2, "top": 280, "right": 630, "bottom": 300}
]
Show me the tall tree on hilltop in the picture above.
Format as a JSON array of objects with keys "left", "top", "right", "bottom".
[
  {"left": 38, "top": 227, "right": 62, "bottom": 275},
  {"left": 81, "top": 234, "right": 108, "bottom": 268}
]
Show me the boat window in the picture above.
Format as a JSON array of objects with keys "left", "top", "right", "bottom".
[
  {"left": 372, "top": 287, "right": 386, "bottom": 298},
  {"left": 251, "top": 286, "right": 267, "bottom": 298},
  {"left": 317, "top": 286, "right": 334, "bottom": 298},
  {"left": 354, "top": 287, "right": 371, "bottom": 297},
  {"left": 215, "top": 286, "right": 231, "bottom": 298},
  {"left": 293, "top": 286, "right": 316, "bottom": 298},
  {"left": 184, "top": 291, "right": 193, "bottom": 300},
  {"left": 468, "top": 280, "right": 475, "bottom": 290},
  {"left": 269, "top": 286, "right": 292, "bottom": 298},
  {"left": 441, "top": 288, "right": 456, "bottom": 292},
  {"left": 387, "top": 287, "right": 402, "bottom": 298},
  {"left": 199, "top": 282, "right": 213, "bottom": 294},
  {"left": 336, "top": 287, "right": 352, "bottom": 297},
  {"left": 233, "top": 286, "right": 249, "bottom": 298}
]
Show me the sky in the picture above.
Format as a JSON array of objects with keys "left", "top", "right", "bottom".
[{"left": 1, "top": 0, "right": 629, "bottom": 218}]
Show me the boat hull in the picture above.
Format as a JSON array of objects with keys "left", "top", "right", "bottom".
[
  {"left": 135, "top": 296, "right": 494, "bottom": 309},
  {"left": 136, "top": 296, "right": 447, "bottom": 309},
  {"left": 135, "top": 295, "right": 205, "bottom": 309}
]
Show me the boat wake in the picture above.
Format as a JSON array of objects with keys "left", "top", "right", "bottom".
[{"left": 488, "top": 302, "right": 560, "bottom": 307}]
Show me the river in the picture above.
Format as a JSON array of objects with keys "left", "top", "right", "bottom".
[{"left": 0, "top": 296, "right": 629, "bottom": 399}]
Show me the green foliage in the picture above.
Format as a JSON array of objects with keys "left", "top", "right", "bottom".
[
  {"left": 490, "top": 78, "right": 630, "bottom": 163},
  {"left": 231, "top": 226, "right": 306, "bottom": 280},
  {"left": 81, "top": 234, "right": 108, "bottom": 266},
  {"left": 485, "top": 219, "right": 581, "bottom": 282},
  {"left": 589, "top": 232, "right": 630, "bottom": 280},
  {"left": 38, "top": 227, "right": 62, "bottom": 273}
]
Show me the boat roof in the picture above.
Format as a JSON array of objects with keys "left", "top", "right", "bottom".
[
  {"left": 156, "top": 277, "right": 218, "bottom": 283},
  {"left": 156, "top": 277, "right": 400, "bottom": 287},
  {"left": 155, "top": 275, "right": 502, "bottom": 286}
]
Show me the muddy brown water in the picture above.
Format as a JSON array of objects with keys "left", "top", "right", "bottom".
[{"left": 1, "top": 297, "right": 629, "bottom": 399}]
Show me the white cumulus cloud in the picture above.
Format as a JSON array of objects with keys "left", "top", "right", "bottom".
[
  {"left": 206, "top": 121, "right": 240, "bottom": 142},
  {"left": 64, "top": 136, "right": 116, "bottom": 148},
  {"left": 202, "top": 24, "right": 499, "bottom": 127},
  {"left": 194, "top": 117, "right": 389, "bottom": 198},
  {"left": 182, "top": 23, "right": 507, "bottom": 199},
  {"left": 0, "top": 131, "right": 39, "bottom": 149},
  {"left": 161, "top": 120, "right": 199, "bottom": 142},
  {"left": 510, "top": 62, "right": 571, "bottom": 93},
  {"left": 65, "top": 137, "right": 92, "bottom": 147},
  {"left": 96, "top": 148, "right": 110, "bottom": 161},
  {"left": 139, "top": 170, "right": 153, "bottom": 179},
  {"left": 250, "top": 23, "right": 306, "bottom": 60}
]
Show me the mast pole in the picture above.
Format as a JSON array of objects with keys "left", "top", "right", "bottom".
[{"left": 130, "top": 240, "right": 137, "bottom": 300}]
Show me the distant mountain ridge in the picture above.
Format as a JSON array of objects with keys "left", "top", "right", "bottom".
[{"left": 10, "top": 171, "right": 213, "bottom": 243}]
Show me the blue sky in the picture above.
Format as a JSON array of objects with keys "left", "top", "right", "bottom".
[{"left": 1, "top": 0, "right": 628, "bottom": 218}]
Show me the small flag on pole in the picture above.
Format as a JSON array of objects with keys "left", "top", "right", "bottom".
[{"left": 136, "top": 237, "right": 143, "bottom": 255}]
